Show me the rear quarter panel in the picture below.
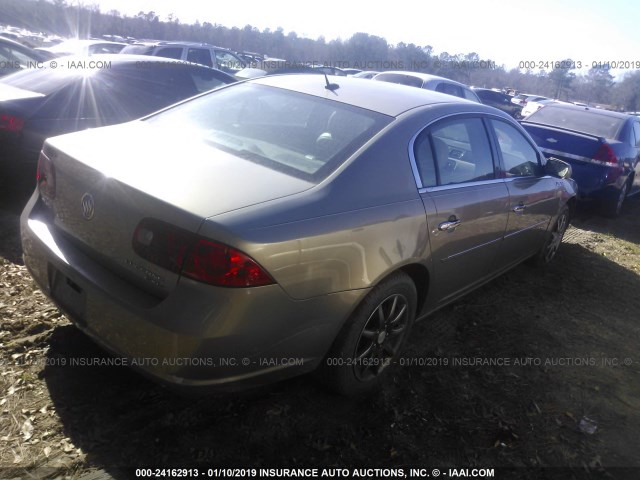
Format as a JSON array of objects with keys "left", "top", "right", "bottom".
[{"left": 200, "top": 108, "right": 465, "bottom": 300}]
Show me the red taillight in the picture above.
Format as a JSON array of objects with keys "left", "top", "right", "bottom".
[
  {"left": 132, "top": 218, "right": 275, "bottom": 288},
  {"left": 37, "top": 151, "right": 56, "bottom": 203},
  {"left": 0, "top": 114, "right": 24, "bottom": 132},
  {"left": 593, "top": 144, "right": 618, "bottom": 166},
  {"left": 182, "top": 238, "right": 274, "bottom": 287}
]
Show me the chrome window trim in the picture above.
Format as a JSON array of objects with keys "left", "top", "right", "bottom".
[
  {"left": 408, "top": 112, "right": 509, "bottom": 191},
  {"left": 418, "top": 178, "right": 505, "bottom": 194},
  {"left": 503, "top": 175, "right": 555, "bottom": 184}
]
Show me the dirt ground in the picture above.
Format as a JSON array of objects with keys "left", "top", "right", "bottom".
[{"left": 1, "top": 190, "right": 639, "bottom": 480}]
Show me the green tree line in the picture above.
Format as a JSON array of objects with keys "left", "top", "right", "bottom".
[{"left": 1, "top": 0, "right": 639, "bottom": 110}]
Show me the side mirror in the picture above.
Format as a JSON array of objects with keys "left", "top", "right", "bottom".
[{"left": 545, "top": 157, "right": 572, "bottom": 179}]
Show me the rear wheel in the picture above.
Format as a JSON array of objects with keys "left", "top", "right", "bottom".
[
  {"left": 318, "top": 272, "right": 416, "bottom": 396},
  {"left": 605, "top": 180, "right": 628, "bottom": 217}
]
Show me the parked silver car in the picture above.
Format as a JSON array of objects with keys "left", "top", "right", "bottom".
[
  {"left": 373, "top": 71, "right": 481, "bottom": 102},
  {"left": 21, "top": 75, "right": 576, "bottom": 395}
]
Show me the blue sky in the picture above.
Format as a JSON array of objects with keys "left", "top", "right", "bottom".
[{"left": 84, "top": 0, "right": 639, "bottom": 73}]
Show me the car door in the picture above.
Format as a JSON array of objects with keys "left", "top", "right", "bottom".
[
  {"left": 488, "top": 118, "right": 559, "bottom": 269},
  {"left": 412, "top": 115, "right": 510, "bottom": 305}
]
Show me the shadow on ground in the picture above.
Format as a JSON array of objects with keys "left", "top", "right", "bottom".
[
  {"left": 572, "top": 195, "right": 640, "bottom": 245},
  {"left": 42, "top": 238, "right": 640, "bottom": 477}
]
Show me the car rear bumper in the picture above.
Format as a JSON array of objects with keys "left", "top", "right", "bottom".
[{"left": 21, "top": 193, "right": 365, "bottom": 391}]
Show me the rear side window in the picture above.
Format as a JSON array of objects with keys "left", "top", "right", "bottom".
[
  {"left": 462, "top": 88, "right": 479, "bottom": 102},
  {"left": 187, "top": 48, "right": 213, "bottom": 68},
  {"left": 189, "top": 68, "right": 234, "bottom": 93},
  {"left": 154, "top": 47, "right": 183, "bottom": 60},
  {"left": 435, "top": 82, "right": 464, "bottom": 98},
  {"left": 414, "top": 117, "right": 495, "bottom": 187},
  {"left": 214, "top": 51, "right": 245, "bottom": 73},
  {"left": 491, "top": 120, "right": 541, "bottom": 177}
]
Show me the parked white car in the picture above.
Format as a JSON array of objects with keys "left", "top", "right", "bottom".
[
  {"left": 521, "top": 99, "right": 557, "bottom": 117},
  {"left": 511, "top": 93, "right": 548, "bottom": 107}
]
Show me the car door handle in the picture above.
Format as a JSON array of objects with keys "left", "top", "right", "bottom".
[
  {"left": 512, "top": 204, "right": 526, "bottom": 213},
  {"left": 438, "top": 218, "right": 461, "bottom": 231}
]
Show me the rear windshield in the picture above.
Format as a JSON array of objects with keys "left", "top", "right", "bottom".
[
  {"left": 144, "top": 83, "right": 391, "bottom": 182},
  {"left": 1, "top": 64, "right": 85, "bottom": 94},
  {"left": 374, "top": 73, "right": 423, "bottom": 88},
  {"left": 526, "top": 107, "right": 625, "bottom": 139},
  {"left": 120, "top": 45, "right": 154, "bottom": 55}
]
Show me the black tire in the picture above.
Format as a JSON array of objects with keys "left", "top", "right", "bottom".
[
  {"left": 317, "top": 271, "right": 417, "bottom": 396},
  {"left": 530, "top": 206, "right": 570, "bottom": 266},
  {"left": 604, "top": 180, "right": 628, "bottom": 218}
]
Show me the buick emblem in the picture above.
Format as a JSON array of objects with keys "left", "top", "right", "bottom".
[{"left": 81, "top": 193, "right": 95, "bottom": 220}]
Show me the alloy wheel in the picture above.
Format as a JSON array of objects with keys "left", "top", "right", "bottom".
[{"left": 353, "top": 293, "right": 409, "bottom": 382}]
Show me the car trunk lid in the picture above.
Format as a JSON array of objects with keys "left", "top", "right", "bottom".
[
  {"left": 521, "top": 122, "right": 607, "bottom": 164},
  {"left": 41, "top": 122, "right": 314, "bottom": 296}
]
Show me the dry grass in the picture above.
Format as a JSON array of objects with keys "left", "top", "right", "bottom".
[{"left": 1, "top": 197, "right": 640, "bottom": 478}]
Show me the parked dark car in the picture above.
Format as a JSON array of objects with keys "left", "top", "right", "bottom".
[
  {"left": 0, "top": 36, "right": 52, "bottom": 77},
  {"left": 522, "top": 104, "right": 640, "bottom": 216},
  {"left": 21, "top": 75, "right": 576, "bottom": 396},
  {"left": 472, "top": 88, "right": 523, "bottom": 118},
  {"left": 120, "top": 41, "right": 248, "bottom": 76},
  {"left": 0, "top": 55, "right": 235, "bottom": 189}
]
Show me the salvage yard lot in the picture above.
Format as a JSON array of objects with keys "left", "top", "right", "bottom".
[{"left": 1, "top": 193, "right": 639, "bottom": 479}]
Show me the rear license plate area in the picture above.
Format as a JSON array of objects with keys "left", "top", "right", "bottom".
[{"left": 48, "top": 265, "right": 87, "bottom": 323}]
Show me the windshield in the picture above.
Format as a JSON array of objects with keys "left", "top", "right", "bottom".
[
  {"left": 526, "top": 106, "right": 625, "bottom": 139},
  {"left": 144, "top": 83, "right": 391, "bottom": 182}
]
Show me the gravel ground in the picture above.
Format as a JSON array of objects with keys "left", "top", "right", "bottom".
[{"left": 1, "top": 191, "right": 639, "bottom": 480}]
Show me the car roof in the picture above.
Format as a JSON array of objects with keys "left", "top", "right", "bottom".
[
  {"left": 251, "top": 74, "right": 491, "bottom": 117},
  {"left": 126, "top": 41, "right": 233, "bottom": 51},
  {"left": 47, "top": 39, "right": 126, "bottom": 47}
]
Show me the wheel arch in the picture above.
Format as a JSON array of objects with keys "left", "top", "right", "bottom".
[{"left": 398, "top": 262, "right": 430, "bottom": 317}]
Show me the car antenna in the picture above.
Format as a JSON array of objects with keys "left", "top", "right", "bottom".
[{"left": 324, "top": 74, "right": 339, "bottom": 93}]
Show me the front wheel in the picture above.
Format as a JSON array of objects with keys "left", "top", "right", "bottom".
[
  {"left": 317, "top": 272, "right": 417, "bottom": 396},
  {"left": 531, "top": 206, "right": 570, "bottom": 266}
]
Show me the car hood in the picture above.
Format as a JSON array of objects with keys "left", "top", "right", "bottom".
[{"left": 47, "top": 120, "right": 315, "bottom": 219}]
